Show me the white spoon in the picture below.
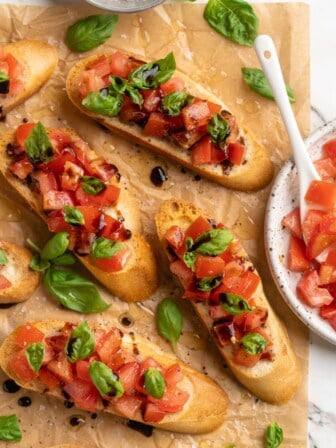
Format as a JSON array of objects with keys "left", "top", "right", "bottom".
[{"left": 254, "top": 34, "right": 320, "bottom": 226}]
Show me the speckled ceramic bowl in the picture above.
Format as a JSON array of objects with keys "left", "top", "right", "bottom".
[
  {"left": 265, "top": 119, "right": 336, "bottom": 345},
  {"left": 86, "top": 0, "right": 164, "bottom": 13}
]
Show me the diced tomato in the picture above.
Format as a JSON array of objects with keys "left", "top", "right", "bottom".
[
  {"left": 319, "top": 264, "right": 336, "bottom": 285},
  {"left": 210, "top": 145, "right": 229, "bottom": 164},
  {"left": 233, "top": 306, "right": 268, "bottom": 332},
  {"left": 209, "top": 305, "right": 231, "bottom": 320},
  {"left": 116, "top": 361, "right": 141, "bottom": 394},
  {"left": 223, "top": 260, "right": 244, "bottom": 278},
  {"left": 61, "top": 161, "right": 84, "bottom": 191},
  {"left": 195, "top": 254, "right": 225, "bottom": 278},
  {"left": 0, "top": 273, "right": 11, "bottom": 289},
  {"left": 9, "top": 157, "right": 34, "bottom": 180},
  {"left": 99, "top": 214, "right": 127, "bottom": 241},
  {"left": 75, "top": 206, "right": 100, "bottom": 233},
  {"left": 143, "top": 112, "right": 169, "bottom": 137},
  {"left": 42, "top": 343, "right": 55, "bottom": 365},
  {"left": 302, "top": 209, "right": 325, "bottom": 242},
  {"left": 319, "top": 299, "right": 336, "bottom": 320},
  {"left": 160, "top": 77, "right": 185, "bottom": 95},
  {"left": 228, "top": 141, "right": 246, "bottom": 165},
  {"left": 6, "top": 53, "right": 21, "bottom": 80},
  {"left": 222, "top": 270, "right": 260, "bottom": 299},
  {"left": 48, "top": 129, "right": 73, "bottom": 152},
  {"left": 15, "top": 324, "right": 44, "bottom": 348},
  {"left": 119, "top": 96, "right": 147, "bottom": 124},
  {"left": 326, "top": 246, "right": 336, "bottom": 265},
  {"left": 85, "top": 158, "right": 118, "bottom": 183},
  {"left": 63, "top": 378, "right": 98, "bottom": 412},
  {"left": 166, "top": 114, "right": 185, "bottom": 133},
  {"left": 297, "top": 270, "right": 334, "bottom": 307},
  {"left": 42, "top": 151, "right": 77, "bottom": 176},
  {"left": 305, "top": 180, "right": 336, "bottom": 208},
  {"left": 165, "top": 226, "right": 185, "bottom": 251},
  {"left": 76, "top": 359, "right": 93, "bottom": 383},
  {"left": 170, "top": 259, "right": 194, "bottom": 289},
  {"left": 96, "top": 328, "right": 122, "bottom": 365},
  {"left": 282, "top": 207, "right": 302, "bottom": 239},
  {"left": 38, "top": 367, "right": 60, "bottom": 390},
  {"left": 314, "top": 157, "right": 336, "bottom": 180},
  {"left": 185, "top": 216, "right": 212, "bottom": 240},
  {"left": 148, "top": 387, "right": 189, "bottom": 413},
  {"left": 32, "top": 171, "right": 58, "bottom": 195},
  {"left": 9, "top": 350, "right": 36, "bottom": 382},
  {"left": 110, "top": 51, "right": 133, "bottom": 78},
  {"left": 45, "top": 334, "right": 68, "bottom": 353},
  {"left": 106, "top": 350, "right": 136, "bottom": 371},
  {"left": 207, "top": 101, "right": 222, "bottom": 116},
  {"left": 79, "top": 70, "right": 106, "bottom": 98},
  {"left": 322, "top": 138, "right": 336, "bottom": 161},
  {"left": 47, "top": 211, "right": 73, "bottom": 233},
  {"left": 191, "top": 136, "right": 212, "bottom": 165},
  {"left": 140, "top": 357, "right": 165, "bottom": 375},
  {"left": 43, "top": 190, "right": 74, "bottom": 211},
  {"left": 111, "top": 395, "right": 142, "bottom": 419},
  {"left": 88, "top": 55, "right": 113, "bottom": 77},
  {"left": 233, "top": 346, "right": 261, "bottom": 368},
  {"left": 16, "top": 122, "right": 36, "bottom": 148},
  {"left": 46, "top": 352, "right": 73, "bottom": 383},
  {"left": 306, "top": 230, "right": 336, "bottom": 260},
  {"left": 142, "top": 88, "right": 161, "bottom": 113},
  {"left": 172, "top": 126, "right": 207, "bottom": 149},
  {"left": 319, "top": 211, "right": 336, "bottom": 234},
  {"left": 288, "top": 234, "right": 311, "bottom": 272},
  {"left": 91, "top": 246, "right": 131, "bottom": 272},
  {"left": 182, "top": 283, "right": 210, "bottom": 301},
  {"left": 164, "top": 363, "right": 183, "bottom": 388},
  {"left": 182, "top": 99, "right": 212, "bottom": 131},
  {"left": 325, "top": 283, "right": 336, "bottom": 299},
  {"left": 143, "top": 403, "right": 166, "bottom": 422}
]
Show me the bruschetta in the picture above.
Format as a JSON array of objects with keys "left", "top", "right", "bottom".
[
  {"left": 0, "top": 320, "right": 228, "bottom": 434},
  {"left": 0, "top": 122, "right": 158, "bottom": 302},
  {"left": 66, "top": 51, "right": 274, "bottom": 192},
  {"left": 0, "top": 240, "right": 39, "bottom": 303},
  {"left": 0, "top": 39, "right": 58, "bottom": 119},
  {"left": 155, "top": 199, "right": 302, "bottom": 404}
]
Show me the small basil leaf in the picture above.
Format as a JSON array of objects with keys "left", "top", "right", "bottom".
[
  {"left": 196, "top": 275, "right": 222, "bottom": 291},
  {"left": 126, "top": 85, "right": 143, "bottom": 107},
  {"left": 156, "top": 298, "right": 183, "bottom": 351},
  {"left": 66, "top": 14, "right": 119, "bottom": 52},
  {"left": 194, "top": 228, "right": 234, "bottom": 256},
  {"left": 80, "top": 176, "right": 107, "bottom": 196},
  {"left": 82, "top": 91, "right": 124, "bottom": 116},
  {"left": 29, "top": 253, "right": 50, "bottom": 272},
  {"left": 264, "top": 422, "right": 283, "bottom": 448},
  {"left": 220, "top": 292, "right": 253, "bottom": 315},
  {"left": 203, "top": 0, "right": 259, "bottom": 47},
  {"left": 242, "top": 67, "right": 295, "bottom": 103},
  {"left": 0, "top": 72, "right": 9, "bottom": 94},
  {"left": 52, "top": 251, "right": 77, "bottom": 266},
  {"left": 64, "top": 206, "right": 85, "bottom": 226},
  {"left": 109, "top": 75, "right": 128, "bottom": 94},
  {"left": 25, "top": 122, "right": 53, "bottom": 164},
  {"left": 89, "top": 360, "right": 124, "bottom": 397},
  {"left": 185, "top": 237, "right": 194, "bottom": 250},
  {"left": 240, "top": 332, "right": 268, "bottom": 355},
  {"left": 25, "top": 342, "right": 44, "bottom": 373},
  {"left": 66, "top": 321, "right": 95, "bottom": 363},
  {"left": 0, "top": 415, "right": 22, "bottom": 442},
  {"left": 41, "top": 232, "right": 70, "bottom": 261},
  {"left": 144, "top": 368, "right": 166, "bottom": 399},
  {"left": 91, "top": 238, "right": 123, "bottom": 259},
  {"left": 0, "top": 247, "right": 8, "bottom": 265},
  {"left": 161, "top": 92, "right": 194, "bottom": 116},
  {"left": 207, "top": 113, "right": 230, "bottom": 145},
  {"left": 0, "top": 72, "right": 9, "bottom": 82},
  {"left": 44, "top": 268, "right": 110, "bottom": 314},
  {"left": 130, "top": 52, "right": 176, "bottom": 89},
  {"left": 183, "top": 251, "right": 196, "bottom": 270}
]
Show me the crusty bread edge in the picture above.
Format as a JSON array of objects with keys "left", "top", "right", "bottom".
[{"left": 155, "top": 199, "right": 302, "bottom": 404}]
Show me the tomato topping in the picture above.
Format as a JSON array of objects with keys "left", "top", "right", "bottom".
[
  {"left": 110, "top": 51, "right": 133, "bottom": 78},
  {"left": 164, "top": 225, "right": 185, "bottom": 251},
  {"left": 287, "top": 234, "right": 311, "bottom": 272},
  {"left": 282, "top": 207, "right": 302, "bottom": 239},
  {"left": 191, "top": 135, "right": 213, "bottom": 165},
  {"left": 63, "top": 378, "right": 98, "bottom": 412},
  {"left": 76, "top": 205, "right": 101, "bottom": 233},
  {"left": 47, "top": 211, "right": 73, "bottom": 233},
  {"left": 170, "top": 259, "right": 194, "bottom": 289},
  {"left": 314, "top": 157, "right": 336, "bottom": 180},
  {"left": 38, "top": 367, "right": 60, "bottom": 390},
  {"left": 32, "top": 171, "right": 58, "bottom": 195},
  {"left": 43, "top": 152, "right": 77, "bottom": 176},
  {"left": 305, "top": 180, "right": 336, "bottom": 208},
  {"left": 143, "top": 403, "right": 166, "bottom": 422},
  {"left": 116, "top": 361, "right": 141, "bottom": 394},
  {"left": 91, "top": 246, "right": 131, "bottom": 273},
  {"left": 143, "top": 112, "right": 169, "bottom": 137},
  {"left": 164, "top": 363, "right": 184, "bottom": 388},
  {"left": 185, "top": 216, "right": 212, "bottom": 240},
  {"left": 195, "top": 254, "right": 225, "bottom": 278},
  {"left": 16, "top": 122, "right": 36, "bottom": 147},
  {"left": 297, "top": 270, "right": 334, "bottom": 307},
  {"left": 88, "top": 55, "right": 113, "bottom": 77},
  {"left": 233, "top": 347, "right": 261, "bottom": 368},
  {"left": 148, "top": 387, "right": 189, "bottom": 413},
  {"left": 43, "top": 190, "right": 74, "bottom": 211},
  {"left": 112, "top": 395, "right": 143, "bottom": 419},
  {"left": 228, "top": 141, "right": 246, "bottom": 165},
  {"left": 142, "top": 88, "right": 161, "bottom": 113},
  {"left": 233, "top": 307, "right": 268, "bottom": 332},
  {"left": 160, "top": 77, "right": 185, "bottom": 95},
  {"left": 46, "top": 352, "right": 73, "bottom": 383},
  {"left": 222, "top": 270, "right": 260, "bottom": 299},
  {"left": 9, "top": 349, "right": 36, "bottom": 382},
  {"left": 182, "top": 99, "right": 212, "bottom": 131},
  {"left": 96, "top": 328, "right": 122, "bottom": 365},
  {"left": 9, "top": 157, "right": 34, "bottom": 180},
  {"left": 15, "top": 324, "right": 44, "bottom": 348},
  {"left": 322, "top": 138, "right": 336, "bottom": 160}
]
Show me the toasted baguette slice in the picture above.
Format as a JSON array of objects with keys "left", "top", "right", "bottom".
[
  {"left": 0, "top": 320, "right": 228, "bottom": 434},
  {"left": 0, "top": 240, "right": 39, "bottom": 303},
  {"left": 0, "top": 39, "right": 58, "bottom": 118},
  {"left": 0, "top": 127, "right": 158, "bottom": 302},
  {"left": 155, "top": 199, "right": 302, "bottom": 404},
  {"left": 66, "top": 51, "right": 274, "bottom": 192}
]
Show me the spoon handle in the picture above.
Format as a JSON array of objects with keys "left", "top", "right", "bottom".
[{"left": 254, "top": 35, "right": 319, "bottom": 187}]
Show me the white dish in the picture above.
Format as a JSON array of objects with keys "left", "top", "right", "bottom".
[
  {"left": 265, "top": 118, "right": 336, "bottom": 346},
  {"left": 86, "top": 0, "right": 164, "bottom": 13}
]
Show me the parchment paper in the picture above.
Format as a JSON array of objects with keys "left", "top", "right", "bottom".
[{"left": 0, "top": 2, "right": 310, "bottom": 447}]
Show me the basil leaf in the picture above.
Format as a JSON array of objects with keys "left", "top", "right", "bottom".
[
  {"left": 25, "top": 342, "right": 44, "bottom": 373},
  {"left": 66, "top": 321, "right": 95, "bottom": 363},
  {"left": 66, "top": 14, "right": 119, "bottom": 52},
  {"left": 194, "top": 228, "right": 234, "bottom": 256},
  {"left": 25, "top": 122, "right": 53, "bottom": 164},
  {"left": 156, "top": 298, "right": 183, "bottom": 351},
  {"left": 204, "top": 0, "right": 258, "bottom": 47},
  {"left": 207, "top": 113, "right": 230, "bottom": 145},
  {"left": 0, "top": 415, "right": 22, "bottom": 442},
  {"left": 126, "top": 85, "right": 143, "bottom": 107},
  {"left": 109, "top": 76, "right": 128, "bottom": 94},
  {"left": 240, "top": 332, "right": 268, "bottom": 355},
  {"left": 220, "top": 292, "right": 253, "bottom": 315},
  {"left": 161, "top": 92, "right": 194, "bottom": 116},
  {"left": 81, "top": 176, "right": 107, "bottom": 195},
  {"left": 264, "top": 422, "right": 283, "bottom": 448},
  {"left": 183, "top": 251, "right": 196, "bottom": 270},
  {"left": 0, "top": 72, "right": 9, "bottom": 94},
  {"left": 130, "top": 52, "right": 176, "bottom": 89},
  {"left": 185, "top": 237, "right": 194, "bottom": 250},
  {"left": 52, "top": 251, "right": 77, "bottom": 266},
  {"left": 29, "top": 253, "right": 50, "bottom": 272},
  {"left": 41, "top": 232, "right": 69, "bottom": 261},
  {"left": 0, "top": 247, "right": 8, "bottom": 265},
  {"left": 82, "top": 91, "right": 124, "bottom": 117},
  {"left": 91, "top": 238, "right": 123, "bottom": 259},
  {"left": 64, "top": 206, "right": 85, "bottom": 226},
  {"left": 0, "top": 71, "right": 9, "bottom": 82},
  {"left": 196, "top": 275, "right": 222, "bottom": 291},
  {"left": 44, "top": 268, "right": 110, "bottom": 314},
  {"left": 242, "top": 67, "right": 295, "bottom": 103},
  {"left": 144, "top": 368, "right": 166, "bottom": 399},
  {"left": 89, "top": 360, "right": 124, "bottom": 397}
]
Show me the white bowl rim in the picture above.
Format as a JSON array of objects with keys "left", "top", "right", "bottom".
[{"left": 86, "top": 0, "right": 165, "bottom": 13}]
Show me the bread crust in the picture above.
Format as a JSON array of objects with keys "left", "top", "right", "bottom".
[
  {"left": 0, "top": 128, "right": 159, "bottom": 302},
  {"left": 0, "top": 320, "right": 228, "bottom": 434},
  {"left": 0, "top": 240, "right": 39, "bottom": 303},
  {"left": 155, "top": 199, "right": 302, "bottom": 404},
  {"left": 65, "top": 51, "right": 274, "bottom": 192},
  {"left": 1, "top": 39, "right": 58, "bottom": 117}
]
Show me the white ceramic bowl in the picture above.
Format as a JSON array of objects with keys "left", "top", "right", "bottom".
[
  {"left": 86, "top": 0, "right": 164, "bottom": 13},
  {"left": 265, "top": 118, "right": 336, "bottom": 345}
]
